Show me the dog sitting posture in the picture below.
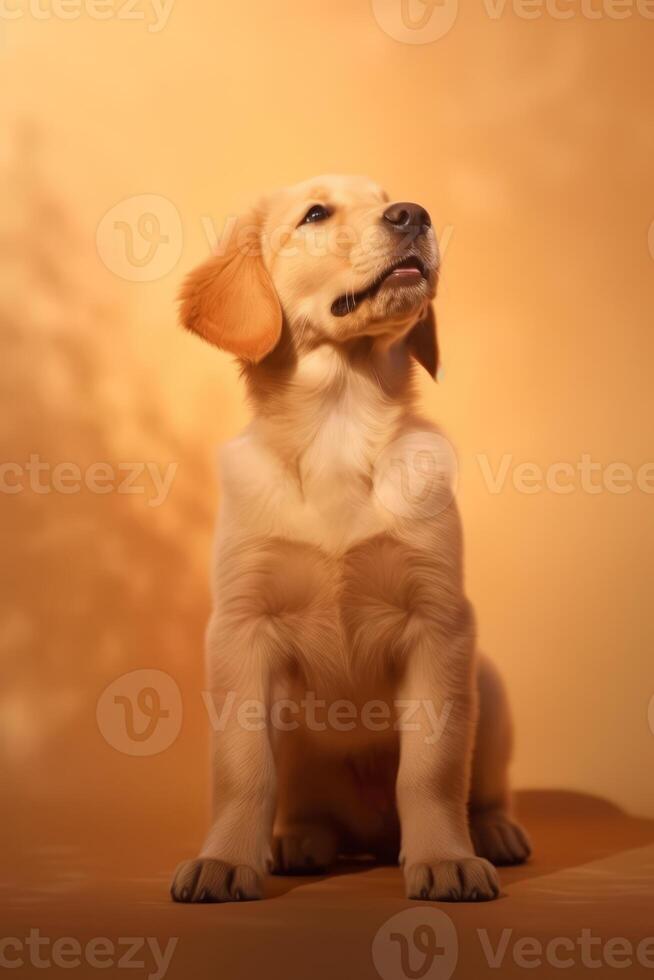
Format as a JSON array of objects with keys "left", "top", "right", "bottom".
[{"left": 171, "top": 175, "right": 530, "bottom": 904}]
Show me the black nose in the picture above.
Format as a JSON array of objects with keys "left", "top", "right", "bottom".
[{"left": 383, "top": 201, "right": 431, "bottom": 236}]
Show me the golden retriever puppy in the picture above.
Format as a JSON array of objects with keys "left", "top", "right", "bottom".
[{"left": 171, "top": 175, "right": 530, "bottom": 904}]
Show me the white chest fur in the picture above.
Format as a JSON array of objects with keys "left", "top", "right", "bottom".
[
  {"left": 217, "top": 346, "right": 453, "bottom": 557},
  {"left": 219, "top": 411, "right": 392, "bottom": 554}
]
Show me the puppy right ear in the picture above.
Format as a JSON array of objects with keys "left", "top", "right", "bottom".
[
  {"left": 406, "top": 303, "right": 439, "bottom": 379},
  {"left": 179, "top": 211, "right": 282, "bottom": 363}
]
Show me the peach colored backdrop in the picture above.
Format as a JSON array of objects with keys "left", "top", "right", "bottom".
[{"left": 1, "top": 0, "right": 653, "bottom": 872}]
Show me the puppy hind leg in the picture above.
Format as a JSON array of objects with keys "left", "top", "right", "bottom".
[
  {"left": 469, "top": 655, "right": 531, "bottom": 866},
  {"left": 272, "top": 738, "right": 343, "bottom": 875},
  {"left": 272, "top": 823, "right": 340, "bottom": 875}
]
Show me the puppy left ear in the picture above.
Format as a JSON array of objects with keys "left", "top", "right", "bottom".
[
  {"left": 406, "top": 304, "right": 439, "bottom": 379},
  {"left": 178, "top": 210, "right": 282, "bottom": 364}
]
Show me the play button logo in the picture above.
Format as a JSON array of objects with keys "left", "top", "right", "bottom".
[
  {"left": 371, "top": 0, "right": 459, "bottom": 43},
  {"left": 372, "top": 907, "right": 459, "bottom": 980}
]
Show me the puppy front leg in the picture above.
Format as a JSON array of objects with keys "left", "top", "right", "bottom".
[
  {"left": 397, "top": 612, "right": 500, "bottom": 903},
  {"left": 171, "top": 620, "right": 276, "bottom": 903}
]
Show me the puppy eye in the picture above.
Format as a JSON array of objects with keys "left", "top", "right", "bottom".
[{"left": 299, "top": 204, "right": 331, "bottom": 226}]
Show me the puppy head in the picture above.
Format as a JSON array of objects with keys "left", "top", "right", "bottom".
[{"left": 180, "top": 175, "right": 440, "bottom": 376}]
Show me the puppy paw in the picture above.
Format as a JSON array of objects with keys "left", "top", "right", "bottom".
[
  {"left": 471, "top": 811, "right": 532, "bottom": 867},
  {"left": 271, "top": 826, "right": 338, "bottom": 875},
  {"left": 405, "top": 857, "right": 500, "bottom": 902},
  {"left": 170, "top": 858, "right": 262, "bottom": 903}
]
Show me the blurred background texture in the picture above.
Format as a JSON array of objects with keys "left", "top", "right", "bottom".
[{"left": 1, "top": 0, "right": 653, "bottom": 879}]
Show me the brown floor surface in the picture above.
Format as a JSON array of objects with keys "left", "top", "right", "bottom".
[{"left": 3, "top": 790, "right": 654, "bottom": 979}]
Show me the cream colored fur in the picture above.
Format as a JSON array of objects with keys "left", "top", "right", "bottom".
[{"left": 171, "top": 175, "right": 530, "bottom": 905}]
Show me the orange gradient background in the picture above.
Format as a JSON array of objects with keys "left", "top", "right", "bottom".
[{"left": 2, "top": 0, "right": 653, "bottom": 898}]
